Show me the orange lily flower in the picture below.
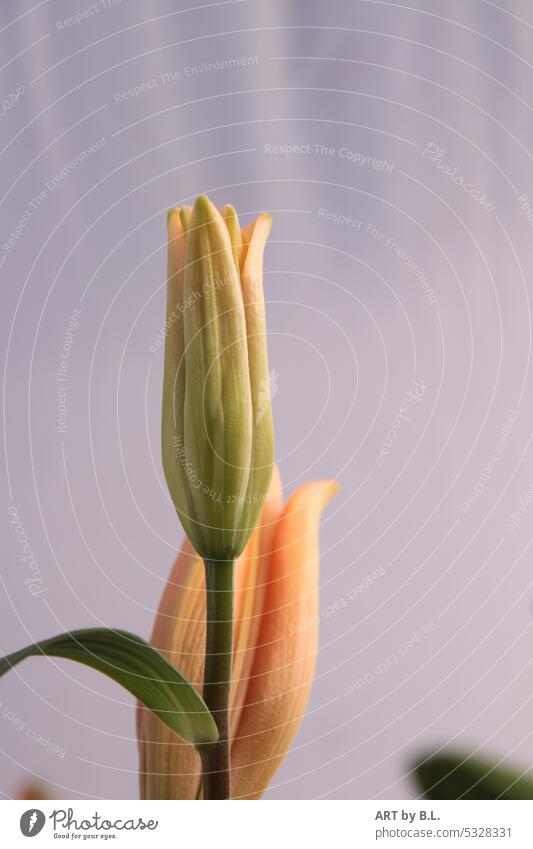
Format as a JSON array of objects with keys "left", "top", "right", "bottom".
[{"left": 138, "top": 467, "right": 337, "bottom": 799}]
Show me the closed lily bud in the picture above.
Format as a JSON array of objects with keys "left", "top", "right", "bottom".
[
  {"left": 137, "top": 468, "right": 338, "bottom": 799},
  {"left": 162, "top": 195, "right": 274, "bottom": 561}
]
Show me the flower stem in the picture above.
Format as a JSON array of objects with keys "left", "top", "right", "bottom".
[{"left": 199, "top": 558, "right": 234, "bottom": 800}]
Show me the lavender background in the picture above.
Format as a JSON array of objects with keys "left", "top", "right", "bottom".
[{"left": 2, "top": 0, "right": 533, "bottom": 800}]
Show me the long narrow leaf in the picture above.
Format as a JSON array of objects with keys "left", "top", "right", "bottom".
[
  {"left": 414, "top": 752, "right": 533, "bottom": 800},
  {"left": 0, "top": 628, "right": 217, "bottom": 746}
]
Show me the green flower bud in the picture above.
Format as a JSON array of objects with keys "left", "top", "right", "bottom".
[{"left": 162, "top": 195, "right": 274, "bottom": 560}]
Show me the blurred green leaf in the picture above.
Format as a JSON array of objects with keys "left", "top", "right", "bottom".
[
  {"left": 0, "top": 628, "right": 217, "bottom": 746},
  {"left": 414, "top": 752, "right": 533, "bottom": 800}
]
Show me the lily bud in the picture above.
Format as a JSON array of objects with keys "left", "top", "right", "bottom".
[
  {"left": 137, "top": 468, "right": 338, "bottom": 799},
  {"left": 162, "top": 195, "right": 274, "bottom": 561}
]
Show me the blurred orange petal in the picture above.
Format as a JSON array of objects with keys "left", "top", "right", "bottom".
[{"left": 231, "top": 480, "right": 338, "bottom": 799}]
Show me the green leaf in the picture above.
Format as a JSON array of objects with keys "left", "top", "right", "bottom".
[
  {"left": 0, "top": 628, "right": 217, "bottom": 746},
  {"left": 414, "top": 752, "right": 533, "bottom": 800}
]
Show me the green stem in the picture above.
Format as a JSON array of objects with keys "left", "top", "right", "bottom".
[{"left": 198, "top": 558, "right": 234, "bottom": 800}]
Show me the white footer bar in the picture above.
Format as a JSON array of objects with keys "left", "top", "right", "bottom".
[{"left": 1, "top": 799, "right": 531, "bottom": 847}]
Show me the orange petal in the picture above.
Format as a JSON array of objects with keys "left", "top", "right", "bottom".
[
  {"left": 230, "top": 480, "right": 338, "bottom": 799},
  {"left": 239, "top": 213, "right": 272, "bottom": 343},
  {"left": 238, "top": 213, "right": 275, "bottom": 545},
  {"left": 231, "top": 466, "right": 283, "bottom": 736},
  {"left": 240, "top": 213, "right": 272, "bottom": 277}
]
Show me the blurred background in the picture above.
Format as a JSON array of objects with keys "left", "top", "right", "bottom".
[{"left": 1, "top": 0, "right": 533, "bottom": 800}]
